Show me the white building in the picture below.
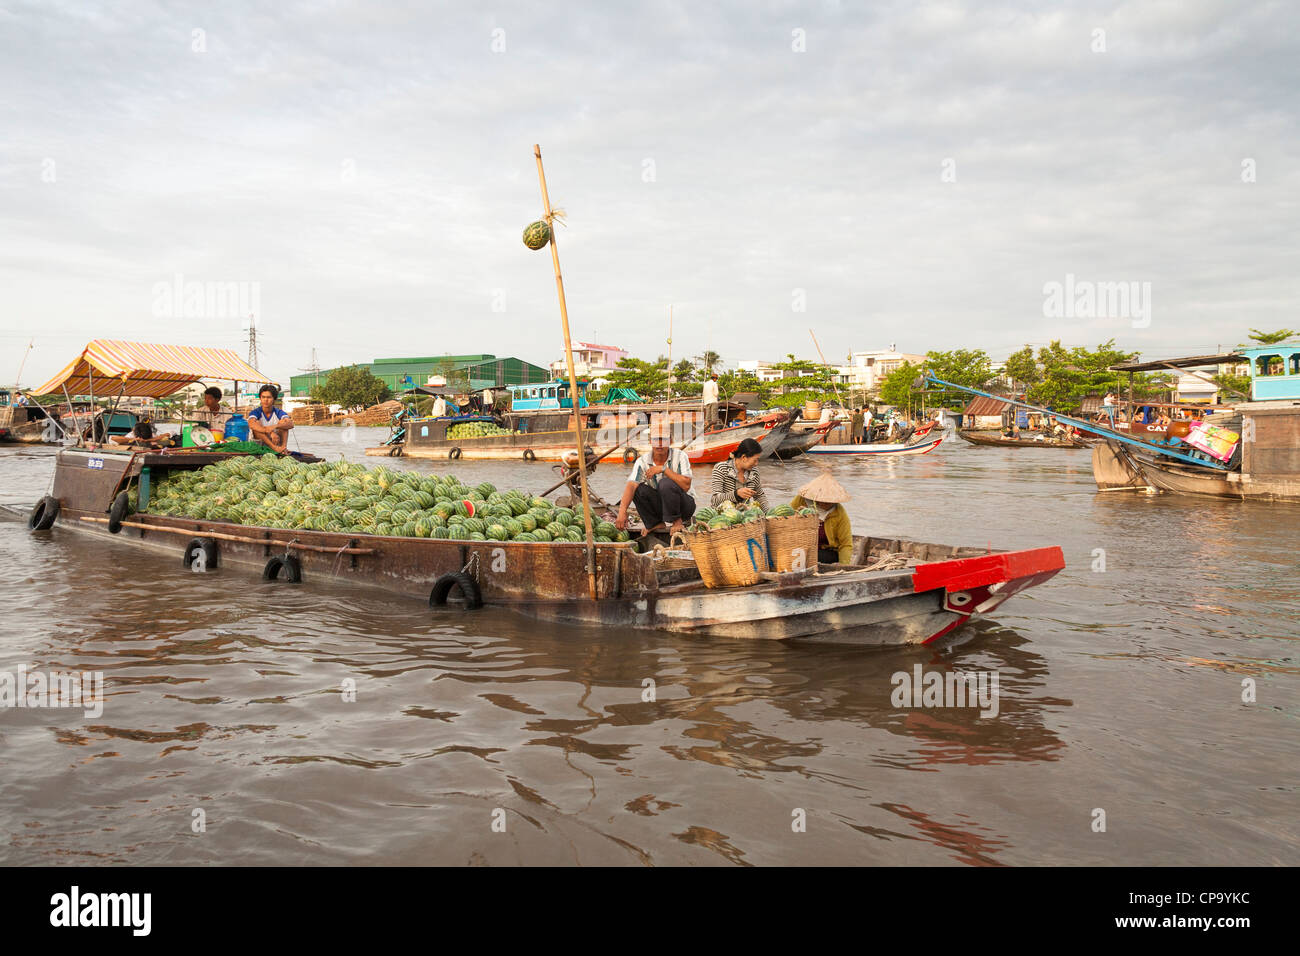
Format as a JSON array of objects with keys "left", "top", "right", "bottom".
[
  {"left": 735, "top": 360, "right": 792, "bottom": 383},
  {"left": 834, "top": 348, "right": 927, "bottom": 392},
  {"left": 548, "top": 342, "right": 629, "bottom": 385}
]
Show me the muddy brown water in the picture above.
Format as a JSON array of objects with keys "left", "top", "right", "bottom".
[{"left": 1, "top": 427, "right": 1295, "bottom": 865}]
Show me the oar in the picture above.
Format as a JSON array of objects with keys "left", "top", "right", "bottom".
[{"left": 537, "top": 423, "right": 650, "bottom": 499}]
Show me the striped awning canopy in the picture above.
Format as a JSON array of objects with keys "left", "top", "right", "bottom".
[{"left": 35, "top": 340, "right": 274, "bottom": 398}]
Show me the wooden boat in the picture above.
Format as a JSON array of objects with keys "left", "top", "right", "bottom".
[
  {"left": 26, "top": 341, "right": 1064, "bottom": 645},
  {"left": 1093, "top": 442, "right": 1241, "bottom": 498},
  {"left": 771, "top": 421, "right": 833, "bottom": 459},
  {"left": 378, "top": 409, "right": 792, "bottom": 465},
  {"left": 28, "top": 443, "right": 1064, "bottom": 646},
  {"left": 958, "top": 430, "right": 1088, "bottom": 449},
  {"left": 0, "top": 391, "right": 62, "bottom": 444},
  {"left": 805, "top": 435, "right": 944, "bottom": 457}
]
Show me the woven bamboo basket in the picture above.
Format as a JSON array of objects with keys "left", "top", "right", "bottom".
[
  {"left": 764, "top": 514, "right": 819, "bottom": 572},
  {"left": 681, "top": 520, "right": 770, "bottom": 588}
]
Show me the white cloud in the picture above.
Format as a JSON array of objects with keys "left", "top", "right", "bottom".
[{"left": 2, "top": 0, "right": 1296, "bottom": 387}]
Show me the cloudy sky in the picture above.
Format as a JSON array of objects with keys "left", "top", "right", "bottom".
[{"left": 3, "top": 0, "right": 1297, "bottom": 388}]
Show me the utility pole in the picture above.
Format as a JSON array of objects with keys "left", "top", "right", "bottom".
[
  {"left": 299, "top": 347, "right": 321, "bottom": 392},
  {"left": 245, "top": 314, "right": 260, "bottom": 371}
]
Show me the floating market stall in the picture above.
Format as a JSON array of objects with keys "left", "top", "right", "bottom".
[{"left": 28, "top": 447, "right": 1065, "bottom": 646}]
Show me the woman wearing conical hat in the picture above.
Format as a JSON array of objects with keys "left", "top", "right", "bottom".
[{"left": 791, "top": 472, "right": 853, "bottom": 565}]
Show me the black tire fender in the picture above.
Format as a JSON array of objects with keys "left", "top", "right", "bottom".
[
  {"left": 522, "top": 448, "right": 537, "bottom": 461},
  {"left": 262, "top": 553, "right": 302, "bottom": 582},
  {"left": 107, "top": 491, "right": 130, "bottom": 534},
  {"left": 28, "top": 496, "right": 59, "bottom": 531},
  {"left": 623, "top": 447, "right": 637, "bottom": 463},
  {"left": 182, "top": 537, "right": 219, "bottom": 572},
  {"left": 449, "top": 447, "right": 462, "bottom": 460},
  {"left": 428, "top": 571, "right": 482, "bottom": 610}
]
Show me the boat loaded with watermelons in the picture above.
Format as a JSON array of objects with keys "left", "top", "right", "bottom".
[{"left": 21, "top": 342, "right": 1066, "bottom": 646}]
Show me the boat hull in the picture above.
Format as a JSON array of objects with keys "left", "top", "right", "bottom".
[
  {"left": 806, "top": 436, "right": 943, "bottom": 457},
  {"left": 771, "top": 422, "right": 832, "bottom": 459},
  {"left": 958, "top": 430, "right": 1087, "bottom": 449}
]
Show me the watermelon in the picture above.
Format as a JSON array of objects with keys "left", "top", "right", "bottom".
[{"left": 522, "top": 219, "right": 551, "bottom": 250}]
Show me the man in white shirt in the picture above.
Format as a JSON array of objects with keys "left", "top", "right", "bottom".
[
  {"left": 701, "top": 374, "right": 720, "bottom": 427},
  {"left": 616, "top": 426, "right": 695, "bottom": 539},
  {"left": 431, "top": 395, "right": 447, "bottom": 418},
  {"left": 1101, "top": 390, "right": 1117, "bottom": 425}
]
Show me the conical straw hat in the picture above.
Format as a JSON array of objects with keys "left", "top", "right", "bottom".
[{"left": 797, "top": 470, "right": 850, "bottom": 503}]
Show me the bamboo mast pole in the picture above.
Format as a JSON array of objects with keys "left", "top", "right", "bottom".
[
  {"left": 665, "top": 305, "right": 673, "bottom": 405},
  {"left": 808, "top": 330, "right": 846, "bottom": 442},
  {"left": 534, "top": 144, "right": 598, "bottom": 602}
]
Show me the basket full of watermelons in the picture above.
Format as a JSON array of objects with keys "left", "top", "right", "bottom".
[
  {"left": 762, "top": 503, "right": 820, "bottom": 573},
  {"left": 680, "top": 502, "right": 770, "bottom": 588}
]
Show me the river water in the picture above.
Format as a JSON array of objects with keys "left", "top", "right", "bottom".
[{"left": 1, "top": 426, "right": 1296, "bottom": 866}]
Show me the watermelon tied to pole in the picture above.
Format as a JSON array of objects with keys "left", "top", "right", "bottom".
[{"left": 522, "top": 219, "right": 552, "bottom": 250}]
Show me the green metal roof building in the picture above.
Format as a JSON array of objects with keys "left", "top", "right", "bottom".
[{"left": 289, "top": 354, "right": 550, "bottom": 398}]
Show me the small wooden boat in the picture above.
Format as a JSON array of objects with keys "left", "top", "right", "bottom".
[
  {"left": 374, "top": 413, "right": 791, "bottom": 465},
  {"left": 771, "top": 421, "right": 833, "bottom": 459},
  {"left": 0, "top": 390, "right": 62, "bottom": 444},
  {"left": 958, "top": 430, "right": 1088, "bottom": 449},
  {"left": 29, "top": 443, "right": 1063, "bottom": 646},
  {"left": 805, "top": 435, "right": 944, "bottom": 457}
]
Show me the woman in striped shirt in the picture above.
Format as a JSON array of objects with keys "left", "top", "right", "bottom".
[{"left": 710, "top": 438, "right": 769, "bottom": 510}]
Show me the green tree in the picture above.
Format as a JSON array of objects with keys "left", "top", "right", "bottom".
[
  {"left": 1212, "top": 371, "right": 1252, "bottom": 401},
  {"left": 878, "top": 360, "right": 920, "bottom": 408},
  {"left": 310, "top": 365, "right": 392, "bottom": 411},
  {"left": 718, "top": 370, "right": 773, "bottom": 406},
  {"left": 917, "top": 349, "right": 994, "bottom": 410},
  {"left": 1244, "top": 328, "right": 1297, "bottom": 346},
  {"left": 1002, "top": 346, "right": 1040, "bottom": 392},
  {"left": 697, "top": 350, "right": 722, "bottom": 375},
  {"left": 672, "top": 359, "right": 697, "bottom": 383},
  {"left": 604, "top": 356, "right": 670, "bottom": 400},
  {"left": 769, "top": 355, "right": 835, "bottom": 395},
  {"left": 1025, "top": 340, "right": 1171, "bottom": 412}
]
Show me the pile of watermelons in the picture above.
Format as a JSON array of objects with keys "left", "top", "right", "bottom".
[
  {"left": 690, "top": 500, "right": 816, "bottom": 532},
  {"left": 143, "top": 456, "right": 631, "bottom": 543},
  {"left": 447, "top": 422, "right": 514, "bottom": 439}
]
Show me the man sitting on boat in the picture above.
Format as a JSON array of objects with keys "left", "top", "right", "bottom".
[
  {"left": 193, "top": 386, "right": 232, "bottom": 435},
  {"left": 791, "top": 472, "right": 853, "bottom": 565},
  {"left": 616, "top": 426, "right": 695, "bottom": 541},
  {"left": 710, "top": 438, "right": 769, "bottom": 510},
  {"left": 248, "top": 384, "right": 294, "bottom": 453}
]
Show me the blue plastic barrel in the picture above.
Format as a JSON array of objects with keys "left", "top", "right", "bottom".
[{"left": 224, "top": 414, "right": 249, "bottom": 441}]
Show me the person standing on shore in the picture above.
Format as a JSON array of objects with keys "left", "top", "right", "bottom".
[{"left": 702, "top": 373, "right": 720, "bottom": 428}]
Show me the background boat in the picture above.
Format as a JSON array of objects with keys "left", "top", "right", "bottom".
[
  {"left": 958, "top": 430, "right": 1089, "bottom": 449},
  {"left": 771, "top": 421, "right": 833, "bottom": 459},
  {"left": 806, "top": 435, "right": 944, "bottom": 457}
]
